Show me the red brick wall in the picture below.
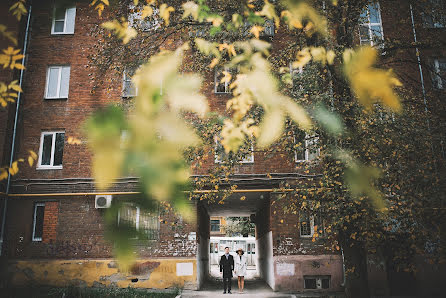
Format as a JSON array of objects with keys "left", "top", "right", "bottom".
[{"left": 42, "top": 201, "right": 58, "bottom": 243}]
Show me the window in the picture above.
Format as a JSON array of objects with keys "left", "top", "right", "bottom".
[
  {"left": 122, "top": 69, "right": 138, "bottom": 97},
  {"left": 38, "top": 132, "right": 65, "bottom": 169},
  {"left": 45, "top": 66, "right": 70, "bottom": 99},
  {"left": 295, "top": 131, "right": 320, "bottom": 162},
  {"left": 359, "top": 2, "right": 383, "bottom": 46},
  {"left": 128, "top": 4, "right": 161, "bottom": 31},
  {"left": 300, "top": 212, "right": 314, "bottom": 237},
  {"left": 214, "top": 67, "right": 236, "bottom": 94},
  {"left": 118, "top": 204, "right": 159, "bottom": 240},
  {"left": 304, "top": 276, "right": 330, "bottom": 289},
  {"left": 211, "top": 219, "right": 221, "bottom": 232},
  {"left": 422, "top": 0, "right": 446, "bottom": 28},
  {"left": 215, "top": 138, "right": 254, "bottom": 164},
  {"left": 32, "top": 203, "right": 45, "bottom": 241},
  {"left": 433, "top": 58, "right": 446, "bottom": 89},
  {"left": 300, "top": 211, "right": 324, "bottom": 238},
  {"left": 51, "top": 6, "right": 76, "bottom": 34}
]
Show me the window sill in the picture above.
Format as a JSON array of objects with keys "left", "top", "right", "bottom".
[
  {"left": 32, "top": 239, "right": 42, "bottom": 242},
  {"left": 51, "top": 32, "right": 75, "bottom": 36},
  {"left": 214, "top": 92, "right": 232, "bottom": 95},
  {"left": 36, "top": 166, "right": 63, "bottom": 170},
  {"left": 44, "top": 97, "right": 68, "bottom": 100}
]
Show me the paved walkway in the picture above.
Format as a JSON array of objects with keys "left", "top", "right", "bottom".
[{"left": 180, "top": 278, "right": 291, "bottom": 298}]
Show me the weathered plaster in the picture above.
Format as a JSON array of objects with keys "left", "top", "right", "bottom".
[{"left": 6, "top": 258, "right": 197, "bottom": 289}]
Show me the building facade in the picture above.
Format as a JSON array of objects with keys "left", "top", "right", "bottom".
[{"left": 0, "top": 0, "right": 445, "bottom": 296}]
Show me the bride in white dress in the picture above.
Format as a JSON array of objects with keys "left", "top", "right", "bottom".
[{"left": 234, "top": 248, "right": 247, "bottom": 293}]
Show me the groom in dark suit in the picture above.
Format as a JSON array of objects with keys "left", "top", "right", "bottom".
[{"left": 219, "top": 246, "right": 234, "bottom": 294}]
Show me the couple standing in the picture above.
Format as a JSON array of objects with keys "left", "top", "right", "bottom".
[{"left": 219, "top": 246, "right": 247, "bottom": 294}]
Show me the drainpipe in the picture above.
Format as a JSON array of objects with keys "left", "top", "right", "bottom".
[
  {"left": 341, "top": 247, "right": 346, "bottom": 287},
  {"left": 0, "top": 5, "right": 32, "bottom": 256},
  {"left": 409, "top": 4, "right": 430, "bottom": 127}
]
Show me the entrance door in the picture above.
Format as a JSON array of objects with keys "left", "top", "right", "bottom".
[
  {"left": 210, "top": 241, "right": 219, "bottom": 265},
  {"left": 247, "top": 243, "right": 256, "bottom": 266}
]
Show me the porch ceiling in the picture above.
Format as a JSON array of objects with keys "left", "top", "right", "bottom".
[{"left": 201, "top": 191, "right": 269, "bottom": 217}]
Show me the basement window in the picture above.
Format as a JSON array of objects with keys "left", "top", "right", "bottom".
[
  {"left": 51, "top": 5, "right": 76, "bottom": 34},
  {"left": 45, "top": 66, "right": 70, "bottom": 99},
  {"left": 359, "top": 2, "right": 384, "bottom": 47},
  {"left": 32, "top": 203, "right": 45, "bottom": 242},
  {"left": 304, "top": 275, "right": 330, "bottom": 289},
  {"left": 37, "top": 131, "right": 65, "bottom": 169}
]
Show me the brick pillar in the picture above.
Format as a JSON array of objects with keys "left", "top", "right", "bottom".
[{"left": 42, "top": 201, "right": 59, "bottom": 243}]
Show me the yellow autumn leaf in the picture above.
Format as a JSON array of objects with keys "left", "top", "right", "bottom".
[
  {"left": 28, "top": 156, "right": 34, "bottom": 167},
  {"left": 0, "top": 47, "right": 24, "bottom": 70},
  {"left": 160, "top": 4, "right": 175, "bottom": 26},
  {"left": 207, "top": 15, "right": 223, "bottom": 27},
  {"left": 29, "top": 150, "right": 37, "bottom": 160},
  {"left": 256, "top": 0, "right": 280, "bottom": 28},
  {"left": 0, "top": 24, "right": 18, "bottom": 46},
  {"left": 343, "top": 47, "right": 402, "bottom": 112},
  {"left": 0, "top": 169, "right": 8, "bottom": 180},
  {"left": 250, "top": 26, "right": 264, "bottom": 39},
  {"left": 258, "top": 108, "right": 284, "bottom": 147},
  {"left": 292, "top": 48, "right": 311, "bottom": 68},
  {"left": 182, "top": 1, "right": 199, "bottom": 20},
  {"left": 101, "top": 18, "right": 137, "bottom": 44},
  {"left": 326, "top": 50, "right": 336, "bottom": 65},
  {"left": 141, "top": 5, "right": 153, "bottom": 19},
  {"left": 220, "top": 71, "right": 232, "bottom": 84},
  {"left": 9, "top": 161, "right": 19, "bottom": 176}
]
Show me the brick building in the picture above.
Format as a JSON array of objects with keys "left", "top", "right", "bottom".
[{"left": 0, "top": 0, "right": 445, "bottom": 296}]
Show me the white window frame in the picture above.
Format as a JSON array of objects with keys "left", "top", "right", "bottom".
[
  {"left": 32, "top": 203, "right": 45, "bottom": 242},
  {"left": 122, "top": 70, "right": 138, "bottom": 97},
  {"left": 359, "top": 2, "right": 384, "bottom": 47},
  {"left": 45, "top": 66, "right": 70, "bottom": 99},
  {"left": 433, "top": 58, "right": 446, "bottom": 89},
  {"left": 294, "top": 133, "right": 320, "bottom": 163},
  {"left": 51, "top": 6, "right": 76, "bottom": 35},
  {"left": 299, "top": 214, "right": 315, "bottom": 238},
  {"left": 214, "top": 138, "right": 255, "bottom": 164},
  {"left": 214, "top": 67, "right": 233, "bottom": 94},
  {"left": 37, "top": 131, "right": 65, "bottom": 170}
]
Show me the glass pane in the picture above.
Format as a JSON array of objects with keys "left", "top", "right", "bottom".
[
  {"left": 359, "top": 25, "right": 370, "bottom": 40},
  {"left": 368, "top": 3, "right": 380, "bottom": 23},
  {"left": 55, "top": 7, "right": 66, "bottom": 20},
  {"left": 60, "top": 67, "right": 70, "bottom": 98},
  {"left": 371, "top": 25, "right": 382, "bottom": 40},
  {"left": 322, "top": 278, "right": 330, "bottom": 289},
  {"left": 41, "top": 134, "right": 53, "bottom": 165},
  {"left": 47, "top": 68, "right": 59, "bottom": 98},
  {"left": 53, "top": 133, "right": 64, "bottom": 166},
  {"left": 65, "top": 8, "right": 76, "bottom": 33},
  {"left": 34, "top": 205, "right": 45, "bottom": 240},
  {"left": 54, "top": 20, "right": 65, "bottom": 33},
  {"left": 295, "top": 131, "right": 306, "bottom": 160},
  {"left": 305, "top": 278, "right": 317, "bottom": 289}
]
